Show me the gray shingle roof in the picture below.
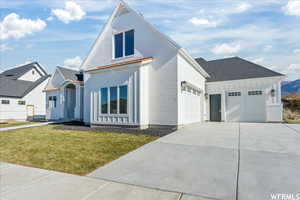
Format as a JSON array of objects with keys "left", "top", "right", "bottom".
[
  {"left": 0, "top": 62, "right": 46, "bottom": 79},
  {"left": 0, "top": 62, "right": 50, "bottom": 98},
  {"left": 57, "top": 66, "right": 78, "bottom": 81},
  {"left": 195, "top": 57, "right": 284, "bottom": 82}
]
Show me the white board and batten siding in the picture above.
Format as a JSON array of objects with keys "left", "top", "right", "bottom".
[
  {"left": 82, "top": 3, "right": 185, "bottom": 127},
  {"left": 205, "top": 76, "right": 283, "bottom": 122},
  {"left": 85, "top": 63, "right": 150, "bottom": 126},
  {"left": 177, "top": 54, "right": 206, "bottom": 125},
  {"left": 0, "top": 79, "right": 48, "bottom": 120}
]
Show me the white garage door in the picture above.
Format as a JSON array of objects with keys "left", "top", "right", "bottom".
[
  {"left": 226, "top": 92, "right": 242, "bottom": 122},
  {"left": 244, "top": 90, "right": 266, "bottom": 122},
  {"left": 226, "top": 90, "right": 266, "bottom": 122},
  {"left": 182, "top": 88, "right": 201, "bottom": 124}
]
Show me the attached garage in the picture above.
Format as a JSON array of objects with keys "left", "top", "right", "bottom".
[{"left": 196, "top": 57, "right": 285, "bottom": 123}]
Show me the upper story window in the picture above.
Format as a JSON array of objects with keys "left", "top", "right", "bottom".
[{"left": 114, "top": 29, "right": 134, "bottom": 59}]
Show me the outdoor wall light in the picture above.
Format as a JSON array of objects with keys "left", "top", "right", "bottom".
[
  {"left": 271, "top": 89, "right": 275, "bottom": 97},
  {"left": 205, "top": 93, "right": 208, "bottom": 100}
]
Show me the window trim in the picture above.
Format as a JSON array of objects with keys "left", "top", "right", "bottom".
[
  {"left": 99, "top": 85, "right": 129, "bottom": 116},
  {"left": 112, "top": 29, "right": 135, "bottom": 60}
]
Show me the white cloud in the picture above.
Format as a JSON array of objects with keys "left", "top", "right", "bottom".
[
  {"left": 63, "top": 56, "right": 82, "bottom": 69},
  {"left": 235, "top": 2, "right": 252, "bottom": 13},
  {"left": 0, "top": 44, "right": 13, "bottom": 52},
  {"left": 283, "top": 0, "right": 300, "bottom": 16},
  {"left": 189, "top": 17, "right": 222, "bottom": 28},
  {"left": 263, "top": 45, "right": 272, "bottom": 52},
  {"left": 46, "top": 16, "right": 54, "bottom": 21},
  {"left": 253, "top": 57, "right": 265, "bottom": 64},
  {"left": 0, "top": 13, "right": 46, "bottom": 40},
  {"left": 293, "top": 49, "right": 300, "bottom": 54},
  {"left": 52, "top": 1, "right": 86, "bottom": 24},
  {"left": 284, "top": 64, "right": 300, "bottom": 74},
  {"left": 211, "top": 42, "right": 241, "bottom": 55}
]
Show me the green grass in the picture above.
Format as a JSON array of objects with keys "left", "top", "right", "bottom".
[
  {"left": 0, "top": 121, "right": 37, "bottom": 128},
  {"left": 284, "top": 120, "right": 300, "bottom": 124},
  {"left": 0, "top": 125, "right": 158, "bottom": 175}
]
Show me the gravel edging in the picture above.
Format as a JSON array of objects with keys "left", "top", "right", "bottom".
[{"left": 53, "top": 124, "right": 176, "bottom": 137}]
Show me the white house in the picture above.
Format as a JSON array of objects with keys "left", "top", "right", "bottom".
[
  {"left": 43, "top": 66, "right": 83, "bottom": 121},
  {"left": 44, "top": 2, "right": 284, "bottom": 128},
  {"left": 0, "top": 62, "right": 50, "bottom": 120}
]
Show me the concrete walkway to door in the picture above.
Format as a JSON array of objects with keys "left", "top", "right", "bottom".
[{"left": 89, "top": 123, "right": 300, "bottom": 200}]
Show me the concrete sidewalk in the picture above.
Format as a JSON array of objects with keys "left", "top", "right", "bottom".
[
  {"left": 0, "top": 121, "right": 62, "bottom": 132},
  {"left": 0, "top": 162, "right": 203, "bottom": 200}
]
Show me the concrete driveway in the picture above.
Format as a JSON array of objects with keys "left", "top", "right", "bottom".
[{"left": 89, "top": 123, "right": 300, "bottom": 200}]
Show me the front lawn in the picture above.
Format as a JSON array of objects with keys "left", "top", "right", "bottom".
[
  {"left": 0, "top": 125, "right": 158, "bottom": 175},
  {"left": 0, "top": 121, "right": 37, "bottom": 128}
]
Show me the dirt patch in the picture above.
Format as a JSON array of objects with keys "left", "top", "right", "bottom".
[{"left": 54, "top": 122, "right": 176, "bottom": 137}]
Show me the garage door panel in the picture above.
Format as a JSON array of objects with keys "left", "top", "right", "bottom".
[
  {"left": 226, "top": 90, "right": 266, "bottom": 122},
  {"left": 181, "top": 90, "right": 201, "bottom": 124},
  {"left": 226, "top": 92, "right": 242, "bottom": 122},
  {"left": 244, "top": 93, "right": 266, "bottom": 122}
]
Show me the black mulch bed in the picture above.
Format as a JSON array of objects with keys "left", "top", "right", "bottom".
[{"left": 53, "top": 121, "right": 176, "bottom": 137}]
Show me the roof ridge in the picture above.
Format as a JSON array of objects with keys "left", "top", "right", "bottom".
[{"left": 207, "top": 56, "right": 239, "bottom": 62}]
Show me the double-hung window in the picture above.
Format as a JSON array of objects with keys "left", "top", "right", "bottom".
[
  {"left": 114, "top": 29, "right": 134, "bottom": 59},
  {"left": 100, "top": 85, "right": 128, "bottom": 114},
  {"left": 48, "top": 96, "right": 57, "bottom": 108}
]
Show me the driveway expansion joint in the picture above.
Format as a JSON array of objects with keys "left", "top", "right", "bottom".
[
  {"left": 284, "top": 124, "right": 300, "bottom": 135},
  {"left": 235, "top": 123, "right": 241, "bottom": 200}
]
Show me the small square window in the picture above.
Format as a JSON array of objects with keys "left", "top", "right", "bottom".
[
  {"left": 1, "top": 100, "right": 10, "bottom": 104},
  {"left": 248, "top": 90, "right": 262, "bottom": 96},
  {"left": 228, "top": 92, "right": 241, "bottom": 97},
  {"left": 18, "top": 100, "right": 26, "bottom": 105}
]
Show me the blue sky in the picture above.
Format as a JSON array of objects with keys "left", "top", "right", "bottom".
[{"left": 1, "top": 0, "right": 300, "bottom": 80}]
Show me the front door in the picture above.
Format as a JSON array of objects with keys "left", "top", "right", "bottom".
[
  {"left": 26, "top": 105, "right": 34, "bottom": 120},
  {"left": 210, "top": 94, "right": 221, "bottom": 121}
]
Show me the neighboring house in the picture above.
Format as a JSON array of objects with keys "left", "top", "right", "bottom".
[
  {"left": 44, "top": 2, "right": 284, "bottom": 127},
  {"left": 43, "top": 67, "right": 83, "bottom": 121},
  {"left": 0, "top": 62, "right": 50, "bottom": 120}
]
